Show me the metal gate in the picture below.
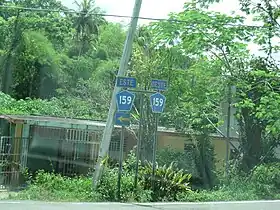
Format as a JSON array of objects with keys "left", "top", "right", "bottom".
[
  {"left": 0, "top": 136, "right": 28, "bottom": 189},
  {"left": 58, "top": 128, "right": 101, "bottom": 176}
]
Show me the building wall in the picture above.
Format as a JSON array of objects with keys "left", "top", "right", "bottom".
[
  {"left": 158, "top": 133, "right": 185, "bottom": 152},
  {"left": 157, "top": 132, "right": 232, "bottom": 170},
  {"left": 1, "top": 120, "right": 237, "bottom": 177},
  {"left": 211, "top": 137, "right": 228, "bottom": 169}
]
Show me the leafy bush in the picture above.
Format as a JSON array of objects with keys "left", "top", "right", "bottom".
[
  {"left": 251, "top": 162, "right": 280, "bottom": 198},
  {"left": 177, "top": 187, "right": 259, "bottom": 202},
  {"left": 177, "top": 174, "right": 260, "bottom": 202},
  {"left": 157, "top": 146, "right": 197, "bottom": 175},
  {"left": 123, "top": 150, "right": 139, "bottom": 172},
  {"left": 14, "top": 170, "right": 101, "bottom": 202},
  {"left": 97, "top": 167, "right": 152, "bottom": 202},
  {"left": 11, "top": 157, "right": 280, "bottom": 202},
  {"left": 177, "top": 162, "right": 280, "bottom": 202},
  {"left": 0, "top": 91, "right": 104, "bottom": 120},
  {"left": 139, "top": 161, "right": 192, "bottom": 201}
]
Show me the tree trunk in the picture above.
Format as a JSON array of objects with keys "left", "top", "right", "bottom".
[{"left": 240, "top": 107, "right": 263, "bottom": 171}]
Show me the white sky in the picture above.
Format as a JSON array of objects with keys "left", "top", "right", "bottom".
[
  {"left": 61, "top": 0, "right": 246, "bottom": 24},
  {"left": 61, "top": 0, "right": 278, "bottom": 57}
]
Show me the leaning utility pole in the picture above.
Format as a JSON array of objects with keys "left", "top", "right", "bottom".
[{"left": 92, "top": 0, "right": 143, "bottom": 189}]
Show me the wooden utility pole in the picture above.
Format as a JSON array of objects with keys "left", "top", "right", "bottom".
[{"left": 92, "top": 0, "right": 143, "bottom": 189}]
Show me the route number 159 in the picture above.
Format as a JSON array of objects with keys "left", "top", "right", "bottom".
[{"left": 152, "top": 97, "right": 164, "bottom": 106}]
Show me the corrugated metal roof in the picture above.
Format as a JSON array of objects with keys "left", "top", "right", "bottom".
[
  {"left": 0, "top": 114, "right": 183, "bottom": 133},
  {"left": 0, "top": 114, "right": 225, "bottom": 137},
  {"left": 0, "top": 114, "right": 106, "bottom": 127}
]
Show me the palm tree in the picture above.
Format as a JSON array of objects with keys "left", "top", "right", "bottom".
[{"left": 73, "top": 0, "right": 106, "bottom": 56}]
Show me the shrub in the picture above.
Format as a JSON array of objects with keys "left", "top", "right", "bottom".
[
  {"left": 251, "top": 162, "right": 280, "bottom": 198},
  {"left": 177, "top": 187, "right": 259, "bottom": 202},
  {"left": 139, "top": 161, "right": 192, "bottom": 201},
  {"left": 156, "top": 146, "right": 197, "bottom": 176},
  {"left": 15, "top": 170, "right": 101, "bottom": 201},
  {"left": 122, "top": 150, "right": 138, "bottom": 172},
  {"left": 177, "top": 176, "right": 259, "bottom": 202},
  {"left": 97, "top": 167, "right": 152, "bottom": 202}
]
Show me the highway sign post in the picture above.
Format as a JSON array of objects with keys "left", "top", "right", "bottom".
[
  {"left": 134, "top": 92, "right": 143, "bottom": 189},
  {"left": 117, "top": 125, "right": 125, "bottom": 201},
  {"left": 150, "top": 91, "right": 167, "bottom": 192},
  {"left": 113, "top": 77, "right": 168, "bottom": 196},
  {"left": 115, "top": 112, "right": 130, "bottom": 201},
  {"left": 115, "top": 78, "right": 137, "bottom": 201}
]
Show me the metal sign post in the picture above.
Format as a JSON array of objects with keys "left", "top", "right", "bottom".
[
  {"left": 113, "top": 77, "right": 167, "bottom": 196},
  {"left": 149, "top": 89, "right": 166, "bottom": 191},
  {"left": 117, "top": 125, "right": 125, "bottom": 201},
  {"left": 151, "top": 114, "right": 159, "bottom": 191},
  {"left": 134, "top": 92, "right": 144, "bottom": 189},
  {"left": 114, "top": 77, "right": 138, "bottom": 200},
  {"left": 115, "top": 112, "right": 130, "bottom": 201}
]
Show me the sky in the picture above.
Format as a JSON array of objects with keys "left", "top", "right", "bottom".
[
  {"left": 60, "top": 0, "right": 276, "bottom": 57},
  {"left": 61, "top": 0, "right": 246, "bottom": 24}
]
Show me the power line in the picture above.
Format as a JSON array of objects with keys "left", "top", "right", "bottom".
[
  {"left": 0, "top": 5, "right": 169, "bottom": 21},
  {"left": 0, "top": 4, "right": 262, "bottom": 28}
]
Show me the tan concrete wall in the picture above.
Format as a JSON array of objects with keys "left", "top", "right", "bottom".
[
  {"left": 157, "top": 132, "right": 233, "bottom": 170},
  {"left": 158, "top": 133, "right": 186, "bottom": 152},
  {"left": 212, "top": 137, "right": 228, "bottom": 169}
]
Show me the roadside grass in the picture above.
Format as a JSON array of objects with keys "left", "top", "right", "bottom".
[
  {"left": 7, "top": 172, "right": 279, "bottom": 202},
  {"left": 5, "top": 162, "right": 280, "bottom": 202}
]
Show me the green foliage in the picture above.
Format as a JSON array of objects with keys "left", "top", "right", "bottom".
[
  {"left": 177, "top": 185, "right": 259, "bottom": 202},
  {"left": 233, "top": 63, "right": 280, "bottom": 170},
  {"left": 10, "top": 161, "right": 280, "bottom": 202},
  {"left": 15, "top": 170, "right": 102, "bottom": 202},
  {"left": 0, "top": 91, "right": 65, "bottom": 116},
  {"left": 1, "top": 0, "right": 280, "bottom": 203},
  {"left": 156, "top": 146, "right": 198, "bottom": 176},
  {"left": 98, "top": 23, "right": 126, "bottom": 59},
  {"left": 97, "top": 167, "right": 152, "bottom": 202},
  {"left": 251, "top": 162, "right": 280, "bottom": 198},
  {"left": 0, "top": 91, "right": 105, "bottom": 120},
  {"left": 177, "top": 162, "right": 280, "bottom": 202},
  {"left": 162, "top": 58, "right": 225, "bottom": 133},
  {"left": 72, "top": 0, "right": 106, "bottom": 56},
  {"left": 139, "top": 161, "right": 192, "bottom": 201},
  {"left": 193, "top": 134, "right": 217, "bottom": 189},
  {"left": 99, "top": 151, "right": 193, "bottom": 202},
  {"left": 122, "top": 150, "right": 138, "bottom": 172},
  {"left": 12, "top": 30, "right": 59, "bottom": 99}
]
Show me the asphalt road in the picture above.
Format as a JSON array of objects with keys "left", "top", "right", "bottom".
[{"left": 0, "top": 200, "right": 280, "bottom": 210}]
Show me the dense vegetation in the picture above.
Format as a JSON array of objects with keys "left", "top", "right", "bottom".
[
  {"left": 1, "top": 0, "right": 280, "bottom": 202},
  {"left": 11, "top": 153, "right": 280, "bottom": 202}
]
